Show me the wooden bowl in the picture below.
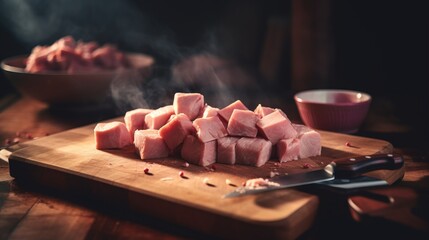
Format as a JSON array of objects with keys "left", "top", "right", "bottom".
[{"left": 1, "top": 53, "right": 154, "bottom": 106}]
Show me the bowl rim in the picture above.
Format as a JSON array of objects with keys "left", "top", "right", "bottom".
[
  {"left": 1, "top": 53, "right": 154, "bottom": 76},
  {"left": 294, "top": 89, "right": 372, "bottom": 106}
]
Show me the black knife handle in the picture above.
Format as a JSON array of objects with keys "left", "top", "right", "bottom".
[{"left": 332, "top": 153, "right": 404, "bottom": 179}]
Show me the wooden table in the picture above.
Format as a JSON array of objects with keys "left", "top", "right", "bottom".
[{"left": 1, "top": 96, "right": 428, "bottom": 239}]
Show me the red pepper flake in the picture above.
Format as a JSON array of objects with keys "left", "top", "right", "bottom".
[
  {"left": 144, "top": 168, "right": 150, "bottom": 174},
  {"left": 4, "top": 138, "right": 12, "bottom": 145},
  {"left": 242, "top": 181, "right": 246, "bottom": 187},
  {"left": 302, "top": 163, "right": 311, "bottom": 169},
  {"left": 12, "top": 137, "right": 20, "bottom": 144},
  {"left": 178, "top": 171, "right": 188, "bottom": 179},
  {"left": 25, "top": 133, "right": 33, "bottom": 140},
  {"left": 345, "top": 142, "right": 352, "bottom": 147}
]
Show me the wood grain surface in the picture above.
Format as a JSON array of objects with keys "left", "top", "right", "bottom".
[{"left": 7, "top": 121, "right": 404, "bottom": 240}]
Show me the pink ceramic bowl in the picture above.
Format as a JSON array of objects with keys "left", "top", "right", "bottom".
[{"left": 294, "top": 89, "right": 371, "bottom": 133}]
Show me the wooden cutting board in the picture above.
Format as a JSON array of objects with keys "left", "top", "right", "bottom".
[{"left": 8, "top": 122, "right": 404, "bottom": 240}]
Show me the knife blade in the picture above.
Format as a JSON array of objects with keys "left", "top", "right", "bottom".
[
  {"left": 318, "top": 175, "right": 388, "bottom": 189},
  {"left": 223, "top": 153, "right": 404, "bottom": 198}
]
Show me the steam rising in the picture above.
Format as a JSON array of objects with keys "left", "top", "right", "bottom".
[
  {"left": 110, "top": 71, "right": 149, "bottom": 111},
  {"left": 110, "top": 70, "right": 172, "bottom": 112},
  {"left": 1, "top": 0, "right": 269, "bottom": 111},
  {"left": 0, "top": 0, "right": 178, "bottom": 55}
]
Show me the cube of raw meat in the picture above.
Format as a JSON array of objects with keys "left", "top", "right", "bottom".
[
  {"left": 193, "top": 116, "right": 227, "bottom": 142},
  {"left": 227, "top": 109, "right": 259, "bottom": 138},
  {"left": 181, "top": 135, "right": 216, "bottom": 166},
  {"left": 218, "top": 100, "right": 248, "bottom": 122},
  {"left": 277, "top": 138, "right": 300, "bottom": 162},
  {"left": 292, "top": 123, "right": 318, "bottom": 136},
  {"left": 145, "top": 105, "right": 175, "bottom": 129},
  {"left": 256, "top": 110, "right": 297, "bottom": 144},
  {"left": 276, "top": 124, "right": 322, "bottom": 161},
  {"left": 173, "top": 92, "right": 204, "bottom": 120},
  {"left": 202, "top": 105, "right": 220, "bottom": 118},
  {"left": 217, "top": 137, "right": 239, "bottom": 165},
  {"left": 159, "top": 113, "right": 195, "bottom": 150},
  {"left": 294, "top": 124, "right": 322, "bottom": 158},
  {"left": 254, "top": 104, "right": 275, "bottom": 118},
  {"left": 124, "top": 108, "right": 154, "bottom": 141},
  {"left": 236, "top": 137, "right": 272, "bottom": 167},
  {"left": 94, "top": 121, "right": 131, "bottom": 149},
  {"left": 134, "top": 129, "right": 169, "bottom": 159}
]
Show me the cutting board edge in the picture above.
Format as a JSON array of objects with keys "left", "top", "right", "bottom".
[
  {"left": 8, "top": 150, "right": 315, "bottom": 224},
  {"left": 8, "top": 156, "right": 319, "bottom": 240}
]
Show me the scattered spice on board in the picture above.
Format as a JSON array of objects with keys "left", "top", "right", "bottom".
[
  {"left": 25, "top": 133, "right": 33, "bottom": 139},
  {"left": 160, "top": 177, "right": 173, "bottom": 181},
  {"left": 203, "top": 177, "right": 215, "bottom": 187},
  {"left": 2, "top": 131, "right": 49, "bottom": 149},
  {"left": 225, "top": 179, "right": 232, "bottom": 185},
  {"left": 225, "top": 179, "right": 237, "bottom": 187},
  {"left": 205, "top": 165, "right": 216, "bottom": 172},
  {"left": 203, "top": 177, "right": 209, "bottom": 184},
  {"left": 4, "top": 138, "right": 11, "bottom": 145},
  {"left": 302, "top": 163, "right": 312, "bottom": 169},
  {"left": 269, "top": 171, "right": 280, "bottom": 178},
  {"left": 179, "top": 171, "right": 188, "bottom": 179}
]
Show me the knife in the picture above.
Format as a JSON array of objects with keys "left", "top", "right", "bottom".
[{"left": 223, "top": 153, "right": 404, "bottom": 198}]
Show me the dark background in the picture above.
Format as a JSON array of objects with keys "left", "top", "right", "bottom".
[{"left": 0, "top": 0, "right": 428, "bottom": 143}]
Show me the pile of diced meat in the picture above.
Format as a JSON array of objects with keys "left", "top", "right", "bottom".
[
  {"left": 25, "top": 36, "right": 129, "bottom": 73},
  {"left": 94, "top": 93, "right": 321, "bottom": 167}
]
